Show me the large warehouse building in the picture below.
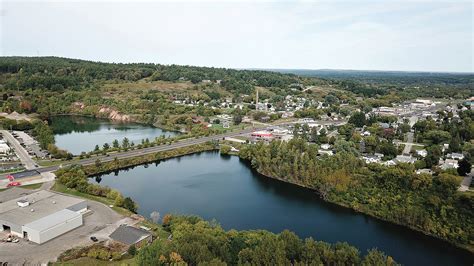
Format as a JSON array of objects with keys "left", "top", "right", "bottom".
[{"left": 0, "top": 189, "right": 87, "bottom": 244}]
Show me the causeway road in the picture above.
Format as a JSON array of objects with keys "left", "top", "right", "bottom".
[{"left": 34, "top": 127, "right": 258, "bottom": 173}]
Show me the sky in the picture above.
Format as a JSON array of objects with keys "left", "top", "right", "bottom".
[{"left": 1, "top": 0, "right": 473, "bottom": 72}]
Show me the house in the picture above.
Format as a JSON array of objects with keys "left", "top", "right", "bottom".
[
  {"left": 416, "top": 149, "right": 428, "bottom": 158},
  {"left": 363, "top": 155, "right": 381, "bottom": 164},
  {"left": 318, "top": 149, "right": 334, "bottom": 156},
  {"left": 416, "top": 169, "right": 433, "bottom": 175},
  {"left": 440, "top": 159, "right": 459, "bottom": 170},
  {"left": 320, "top": 144, "right": 331, "bottom": 150},
  {"left": 394, "top": 155, "right": 416, "bottom": 164},
  {"left": 109, "top": 225, "right": 152, "bottom": 248},
  {"left": 382, "top": 160, "right": 397, "bottom": 166},
  {"left": 446, "top": 153, "right": 464, "bottom": 160}
]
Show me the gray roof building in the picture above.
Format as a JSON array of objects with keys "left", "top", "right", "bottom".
[
  {"left": 0, "top": 190, "right": 87, "bottom": 244},
  {"left": 109, "top": 225, "right": 152, "bottom": 246}
]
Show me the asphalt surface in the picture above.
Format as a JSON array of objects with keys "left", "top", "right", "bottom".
[{"left": 0, "top": 198, "right": 124, "bottom": 264}]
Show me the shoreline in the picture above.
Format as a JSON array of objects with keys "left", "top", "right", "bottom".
[
  {"left": 61, "top": 147, "right": 473, "bottom": 254},
  {"left": 49, "top": 113, "right": 183, "bottom": 134},
  {"left": 237, "top": 157, "right": 474, "bottom": 254}
]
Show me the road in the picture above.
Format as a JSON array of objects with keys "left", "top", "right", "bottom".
[
  {"left": 3, "top": 118, "right": 343, "bottom": 177},
  {"left": 402, "top": 132, "right": 415, "bottom": 155},
  {"left": 34, "top": 127, "right": 259, "bottom": 174},
  {"left": 1, "top": 130, "right": 37, "bottom": 170}
]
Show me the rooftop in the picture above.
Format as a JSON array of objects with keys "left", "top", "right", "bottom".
[
  {"left": 0, "top": 190, "right": 85, "bottom": 226},
  {"left": 109, "top": 225, "right": 151, "bottom": 245},
  {"left": 23, "top": 209, "right": 80, "bottom": 232}
]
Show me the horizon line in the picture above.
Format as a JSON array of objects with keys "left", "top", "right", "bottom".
[{"left": 1, "top": 55, "right": 473, "bottom": 75}]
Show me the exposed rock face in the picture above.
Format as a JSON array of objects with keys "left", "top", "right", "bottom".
[
  {"left": 72, "top": 102, "right": 85, "bottom": 110},
  {"left": 98, "top": 107, "right": 131, "bottom": 122}
]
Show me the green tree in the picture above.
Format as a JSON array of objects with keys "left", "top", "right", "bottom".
[
  {"left": 457, "top": 158, "right": 471, "bottom": 176},
  {"left": 123, "top": 197, "right": 138, "bottom": 213},
  {"left": 348, "top": 111, "right": 366, "bottom": 127},
  {"left": 112, "top": 139, "right": 119, "bottom": 149}
]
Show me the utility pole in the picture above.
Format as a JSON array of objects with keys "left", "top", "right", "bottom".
[{"left": 255, "top": 88, "right": 259, "bottom": 110}]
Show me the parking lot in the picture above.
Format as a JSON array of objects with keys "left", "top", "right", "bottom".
[{"left": 0, "top": 192, "right": 126, "bottom": 264}]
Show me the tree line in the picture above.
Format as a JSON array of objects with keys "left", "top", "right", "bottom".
[
  {"left": 238, "top": 138, "right": 473, "bottom": 250},
  {"left": 136, "top": 215, "right": 398, "bottom": 265}
]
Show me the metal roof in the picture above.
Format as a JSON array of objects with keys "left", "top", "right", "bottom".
[
  {"left": 23, "top": 209, "right": 80, "bottom": 232},
  {"left": 109, "top": 225, "right": 151, "bottom": 245},
  {"left": 0, "top": 190, "right": 85, "bottom": 227}
]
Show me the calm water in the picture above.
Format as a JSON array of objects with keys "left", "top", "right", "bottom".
[
  {"left": 91, "top": 152, "right": 473, "bottom": 265},
  {"left": 51, "top": 116, "right": 178, "bottom": 155}
]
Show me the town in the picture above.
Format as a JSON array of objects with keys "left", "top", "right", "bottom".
[{"left": 0, "top": 18, "right": 472, "bottom": 263}]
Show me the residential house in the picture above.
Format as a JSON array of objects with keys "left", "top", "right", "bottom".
[{"left": 109, "top": 225, "right": 153, "bottom": 249}]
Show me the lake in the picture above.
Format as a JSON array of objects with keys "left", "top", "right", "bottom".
[
  {"left": 50, "top": 116, "right": 178, "bottom": 155},
  {"left": 91, "top": 151, "right": 473, "bottom": 265}
]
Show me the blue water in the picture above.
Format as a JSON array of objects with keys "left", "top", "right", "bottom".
[
  {"left": 92, "top": 151, "right": 474, "bottom": 266},
  {"left": 51, "top": 116, "right": 178, "bottom": 155}
]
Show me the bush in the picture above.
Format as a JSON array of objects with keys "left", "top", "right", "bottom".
[
  {"left": 128, "top": 245, "right": 137, "bottom": 256},
  {"left": 220, "top": 145, "right": 231, "bottom": 155}
]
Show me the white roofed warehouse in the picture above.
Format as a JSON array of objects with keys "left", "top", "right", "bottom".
[{"left": 0, "top": 189, "right": 87, "bottom": 244}]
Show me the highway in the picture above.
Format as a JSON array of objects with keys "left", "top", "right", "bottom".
[
  {"left": 4, "top": 118, "right": 343, "bottom": 177},
  {"left": 35, "top": 127, "right": 258, "bottom": 173}
]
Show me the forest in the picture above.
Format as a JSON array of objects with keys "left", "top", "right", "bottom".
[
  {"left": 136, "top": 215, "right": 398, "bottom": 265},
  {"left": 0, "top": 57, "right": 317, "bottom": 93},
  {"left": 238, "top": 138, "right": 474, "bottom": 251}
]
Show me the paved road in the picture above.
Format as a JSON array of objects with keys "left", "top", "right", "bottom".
[
  {"left": 1, "top": 130, "right": 36, "bottom": 170},
  {"left": 3, "top": 119, "right": 343, "bottom": 177},
  {"left": 34, "top": 127, "right": 259, "bottom": 174},
  {"left": 402, "top": 132, "right": 415, "bottom": 155}
]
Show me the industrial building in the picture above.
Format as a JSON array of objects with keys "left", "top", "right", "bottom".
[{"left": 0, "top": 189, "right": 87, "bottom": 244}]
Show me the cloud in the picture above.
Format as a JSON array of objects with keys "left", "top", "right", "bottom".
[{"left": 1, "top": 0, "right": 472, "bottom": 72}]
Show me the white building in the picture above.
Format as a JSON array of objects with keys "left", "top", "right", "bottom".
[
  {"left": 0, "top": 189, "right": 87, "bottom": 244},
  {"left": 447, "top": 153, "right": 464, "bottom": 160},
  {"left": 394, "top": 155, "right": 417, "bottom": 164},
  {"left": 416, "top": 149, "right": 428, "bottom": 158},
  {"left": 440, "top": 159, "right": 459, "bottom": 170}
]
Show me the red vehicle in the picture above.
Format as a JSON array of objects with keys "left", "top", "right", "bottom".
[
  {"left": 7, "top": 182, "right": 21, "bottom": 187},
  {"left": 6, "top": 175, "right": 14, "bottom": 181}
]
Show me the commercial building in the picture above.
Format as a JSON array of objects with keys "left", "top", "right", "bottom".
[{"left": 0, "top": 190, "right": 87, "bottom": 244}]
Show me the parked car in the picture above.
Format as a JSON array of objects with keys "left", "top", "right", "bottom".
[
  {"left": 7, "top": 182, "right": 21, "bottom": 187},
  {"left": 90, "top": 236, "right": 98, "bottom": 242}
]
